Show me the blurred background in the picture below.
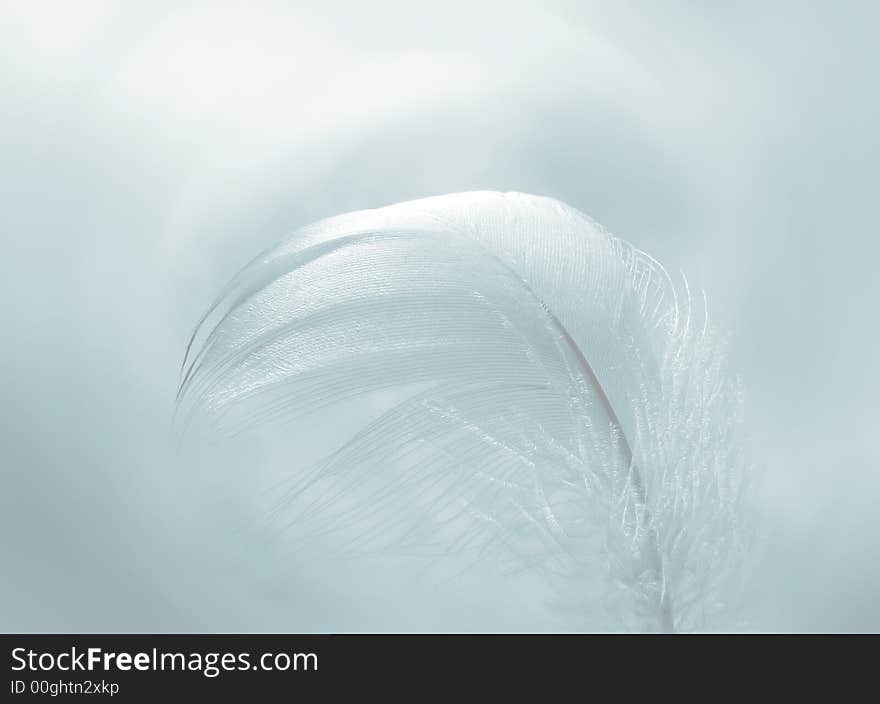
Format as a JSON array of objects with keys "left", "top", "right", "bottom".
[{"left": 1, "top": 0, "right": 877, "bottom": 631}]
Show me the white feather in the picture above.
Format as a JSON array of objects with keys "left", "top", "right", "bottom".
[{"left": 176, "top": 191, "right": 753, "bottom": 632}]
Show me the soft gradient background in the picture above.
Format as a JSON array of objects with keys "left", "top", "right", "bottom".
[{"left": 1, "top": 0, "right": 877, "bottom": 631}]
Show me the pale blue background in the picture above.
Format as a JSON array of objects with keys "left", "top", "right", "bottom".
[{"left": 1, "top": 1, "right": 877, "bottom": 631}]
